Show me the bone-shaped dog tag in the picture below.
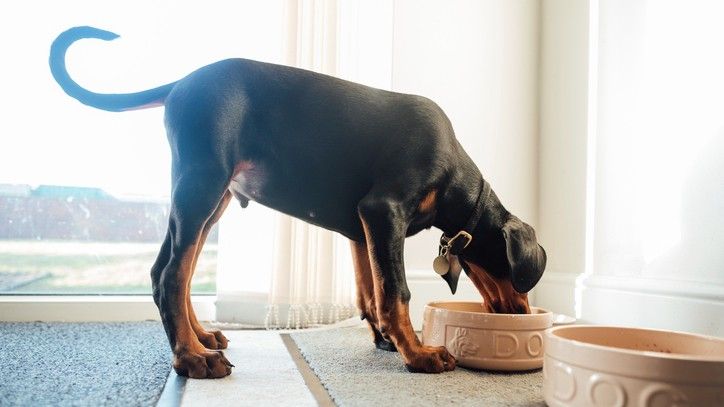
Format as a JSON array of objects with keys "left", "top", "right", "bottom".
[{"left": 433, "top": 255, "right": 450, "bottom": 275}]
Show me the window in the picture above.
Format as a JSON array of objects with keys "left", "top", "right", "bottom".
[{"left": 0, "top": 1, "right": 285, "bottom": 295}]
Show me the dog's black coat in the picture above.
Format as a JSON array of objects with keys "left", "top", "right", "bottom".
[{"left": 50, "top": 26, "right": 546, "bottom": 368}]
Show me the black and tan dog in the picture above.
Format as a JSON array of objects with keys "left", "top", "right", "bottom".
[{"left": 50, "top": 26, "right": 546, "bottom": 377}]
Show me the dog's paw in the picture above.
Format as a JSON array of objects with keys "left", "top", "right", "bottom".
[
  {"left": 173, "top": 349, "right": 234, "bottom": 379},
  {"left": 403, "top": 345, "right": 456, "bottom": 373},
  {"left": 374, "top": 337, "right": 398, "bottom": 352},
  {"left": 197, "top": 329, "right": 229, "bottom": 350},
  {"left": 369, "top": 323, "right": 398, "bottom": 352}
]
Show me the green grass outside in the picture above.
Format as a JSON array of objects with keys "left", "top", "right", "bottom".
[{"left": 0, "top": 240, "right": 216, "bottom": 294}]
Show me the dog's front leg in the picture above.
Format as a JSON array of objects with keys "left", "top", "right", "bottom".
[{"left": 358, "top": 196, "right": 456, "bottom": 373}]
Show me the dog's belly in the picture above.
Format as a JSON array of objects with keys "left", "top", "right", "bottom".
[
  {"left": 228, "top": 160, "right": 366, "bottom": 241},
  {"left": 229, "top": 161, "right": 263, "bottom": 202}
]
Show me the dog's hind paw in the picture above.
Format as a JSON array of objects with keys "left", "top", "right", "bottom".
[
  {"left": 173, "top": 349, "right": 234, "bottom": 379},
  {"left": 375, "top": 337, "right": 397, "bottom": 352},
  {"left": 197, "top": 329, "right": 229, "bottom": 350}
]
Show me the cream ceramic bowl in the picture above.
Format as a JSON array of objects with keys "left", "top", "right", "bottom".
[
  {"left": 544, "top": 325, "right": 724, "bottom": 407},
  {"left": 421, "top": 301, "right": 553, "bottom": 371}
]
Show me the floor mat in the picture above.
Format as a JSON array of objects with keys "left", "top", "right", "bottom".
[
  {"left": 0, "top": 321, "right": 171, "bottom": 407},
  {"left": 290, "top": 326, "right": 544, "bottom": 407},
  {"left": 180, "top": 331, "right": 317, "bottom": 407}
]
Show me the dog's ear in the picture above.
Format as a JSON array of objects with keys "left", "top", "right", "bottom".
[
  {"left": 440, "top": 254, "right": 463, "bottom": 294},
  {"left": 502, "top": 216, "right": 546, "bottom": 293}
]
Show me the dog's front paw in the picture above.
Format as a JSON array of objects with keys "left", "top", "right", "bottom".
[
  {"left": 197, "top": 329, "right": 229, "bottom": 350},
  {"left": 173, "top": 349, "right": 234, "bottom": 379},
  {"left": 403, "top": 345, "right": 456, "bottom": 373}
]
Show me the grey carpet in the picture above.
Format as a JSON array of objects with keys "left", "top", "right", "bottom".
[
  {"left": 290, "top": 326, "right": 544, "bottom": 407},
  {"left": 0, "top": 321, "right": 171, "bottom": 407}
]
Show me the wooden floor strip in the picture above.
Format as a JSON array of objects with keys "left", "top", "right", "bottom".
[
  {"left": 156, "top": 370, "right": 186, "bottom": 407},
  {"left": 281, "top": 333, "right": 336, "bottom": 407}
]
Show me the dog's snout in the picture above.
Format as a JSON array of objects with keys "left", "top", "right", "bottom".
[
  {"left": 465, "top": 260, "right": 531, "bottom": 314},
  {"left": 488, "top": 297, "right": 502, "bottom": 313},
  {"left": 512, "top": 297, "right": 531, "bottom": 314}
]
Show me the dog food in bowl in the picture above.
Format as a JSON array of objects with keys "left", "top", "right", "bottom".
[
  {"left": 544, "top": 325, "right": 724, "bottom": 407},
  {"left": 421, "top": 301, "right": 553, "bottom": 371}
]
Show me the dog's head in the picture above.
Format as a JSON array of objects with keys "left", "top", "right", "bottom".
[{"left": 441, "top": 215, "right": 546, "bottom": 314}]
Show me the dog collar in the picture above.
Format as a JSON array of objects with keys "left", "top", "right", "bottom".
[
  {"left": 438, "top": 180, "right": 491, "bottom": 256},
  {"left": 433, "top": 180, "right": 491, "bottom": 280}
]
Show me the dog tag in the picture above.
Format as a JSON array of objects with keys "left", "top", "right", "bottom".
[{"left": 433, "top": 255, "right": 450, "bottom": 275}]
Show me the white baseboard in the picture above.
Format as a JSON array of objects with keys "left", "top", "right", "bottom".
[
  {"left": 531, "top": 271, "right": 580, "bottom": 317},
  {"left": 578, "top": 275, "right": 724, "bottom": 337},
  {"left": 0, "top": 295, "right": 215, "bottom": 322},
  {"left": 215, "top": 292, "right": 269, "bottom": 326}
]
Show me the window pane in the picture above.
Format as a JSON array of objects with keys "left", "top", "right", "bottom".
[
  {"left": 0, "top": 188, "right": 219, "bottom": 294},
  {"left": 0, "top": 1, "right": 285, "bottom": 294}
]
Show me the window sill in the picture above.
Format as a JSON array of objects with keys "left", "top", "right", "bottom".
[{"left": 0, "top": 295, "right": 216, "bottom": 322}]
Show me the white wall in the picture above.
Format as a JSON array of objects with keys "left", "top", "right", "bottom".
[
  {"left": 578, "top": 0, "right": 724, "bottom": 336},
  {"left": 533, "top": 0, "right": 591, "bottom": 317},
  {"left": 534, "top": 0, "right": 724, "bottom": 337},
  {"left": 390, "top": 0, "right": 542, "bottom": 328}
]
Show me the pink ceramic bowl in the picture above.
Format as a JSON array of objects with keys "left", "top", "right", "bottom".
[
  {"left": 544, "top": 325, "right": 724, "bottom": 407},
  {"left": 421, "top": 301, "right": 553, "bottom": 371}
]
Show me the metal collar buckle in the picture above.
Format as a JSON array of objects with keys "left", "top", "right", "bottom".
[{"left": 440, "top": 230, "right": 473, "bottom": 256}]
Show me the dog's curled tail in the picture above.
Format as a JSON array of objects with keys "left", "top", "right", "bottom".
[{"left": 49, "top": 26, "right": 175, "bottom": 112}]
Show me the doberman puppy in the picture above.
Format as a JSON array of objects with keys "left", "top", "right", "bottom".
[{"left": 50, "top": 26, "right": 546, "bottom": 377}]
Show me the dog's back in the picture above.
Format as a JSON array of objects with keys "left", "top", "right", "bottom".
[{"left": 164, "top": 58, "right": 457, "bottom": 239}]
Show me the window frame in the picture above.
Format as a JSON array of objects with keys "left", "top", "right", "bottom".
[{"left": 0, "top": 294, "right": 215, "bottom": 322}]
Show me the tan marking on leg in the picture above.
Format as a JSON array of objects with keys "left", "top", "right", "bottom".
[
  {"left": 418, "top": 189, "right": 437, "bottom": 213},
  {"left": 359, "top": 218, "right": 418, "bottom": 350},
  {"left": 464, "top": 260, "right": 530, "bottom": 314},
  {"left": 378, "top": 296, "right": 456, "bottom": 372},
  {"left": 350, "top": 240, "right": 375, "bottom": 322},
  {"left": 172, "top": 216, "right": 233, "bottom": 379},
  {"left": 359, "top": 217, "right": 455, "bottom": 372},
  {"left": 187, "top": 190, "right": 232, "bottom": 349},
  {"left": 174, "top": 241, "right": 206, "bottom": 355},
  {"left": 375, "top": 297, "right": 419, "bottom": 351},
  {"left": 351, "top": 239, "right": 396, "bottom": 350}
]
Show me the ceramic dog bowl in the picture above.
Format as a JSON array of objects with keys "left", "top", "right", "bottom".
[
  {"left": 543, "top": 325, "right": 724, "bottom": 407},
  {"left": 421, "top": 301, "right": 553, "bottom": 371}
]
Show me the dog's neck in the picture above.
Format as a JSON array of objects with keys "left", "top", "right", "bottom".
[{"left": 434, "top": 166, "right": 509, "bottom": 247}]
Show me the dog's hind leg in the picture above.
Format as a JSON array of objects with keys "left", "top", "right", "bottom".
[
  {"left": 186, "top": 190, "right": 232, "bottom": 350},
  {"left": 152, "top": 192, "right": 231, "bottom": 351},
  {"left": 350, "top": 240, "right": 397, "bottom": 352},
  {"left": 151, "top": 231, "right": 171, "bottom": 309},
  {"left": 157, "top": 167, "right": 234, "bottom": 378}
]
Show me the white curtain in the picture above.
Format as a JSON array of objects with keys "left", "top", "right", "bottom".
[
  {"left": 264, "top": 0, "right": 357, "bottom": 329},
  {"left": 215, "top": 0, "right": 393, "bottom": 328}
]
